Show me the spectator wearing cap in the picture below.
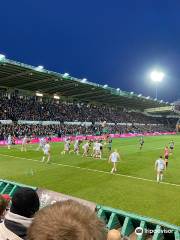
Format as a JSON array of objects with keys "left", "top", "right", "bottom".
[{"left": 0, "top": 187, "right": 40, "bottom": 240}]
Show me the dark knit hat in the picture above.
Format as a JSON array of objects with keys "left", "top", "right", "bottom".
[{"left": 11, "top": 187, "right": 40, "bottom": 218}]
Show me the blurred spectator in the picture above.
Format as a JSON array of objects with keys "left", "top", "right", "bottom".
[
  {"left": 2, "top": 194, "right": 11, "bottom": 212},
  {"left": 0, "top": 187, "right": 40, "bottom": 240},
  {"left": 0, "top": 195, "right": 8, "bottom": 222},
  {"left": 107, "top": 229, "right": 121, "bottom": 240},
  {"left": 28, "top": 200, "right": 107, "bottom": 240}
]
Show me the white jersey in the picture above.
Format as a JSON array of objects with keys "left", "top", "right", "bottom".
[
  {"left": 65, "top": 140, "right": 70, "bottom": 151},
  {"left": 44, "top": 143, "right": 50, "bottom": 155},
  {"left": 155, "top": 159, "right": 165, "bottom": 171},
  {"left": 83, "top": 142, "right": 89, "bottom": 150},
  {"left": 40, "top": 138, "right": 46, "bottom": 147},
  {"left": 22, "top": 136, "right": 28, "bottom": 145},
  {"left": 74, "top": 140, "right": 79, "bottom": 149},
  {"left": 7, "top": 136, "right": 12, "bottom": 145},
  {"left": 110, "top": 152, "right": 119, "bottom": 163},
  {"left": 93, "top": 142, "right": 96, "bottom": 150},
  {"left": 95, "top": 142, "right": 102, "bottom": 151}
]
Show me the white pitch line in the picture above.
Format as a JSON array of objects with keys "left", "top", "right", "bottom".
[{"left": 0, "top": 153, "right": 180, "bottom": 188}]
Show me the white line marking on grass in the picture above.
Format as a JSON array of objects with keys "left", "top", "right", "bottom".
[{"left": 0, "top": 153, "right": 180, "bottom": 188}]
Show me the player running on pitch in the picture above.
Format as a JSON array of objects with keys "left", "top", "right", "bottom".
[
  {"left": 155, "top": 155, "right": 166, "bottom": 183},
  {"left": 82, "top": 141, "right": 89, "bottom": 157},
  {"left": 169, "top": 140, "right": 175, "bottom": 154},
  {"left": 7, "top": 134, "right": 12, "bottom": 150},
  {"left": 36, "top": 137, "right": 46, "bottom": 151},
  {"left": 93, "top": 141, "right": 103, "bottom": 159},
  {"left": 61, "top": 138, "right": 71, "bottom": 154},
  {"left": 139, "top": 136, "right": 144, "bottom": 150},
  {"left": 109, "top": 149, "right": 120, "bottom": 174},
  {"left": 73, "top": 139, "right": 80, "bottom": 155},
  {"left": 41, "top": 141, "right": 51, "bottom": 163},
  {"left": 164, "top": 145, "right": 169, "bottom": 168},
  {"left": 21, "top": 135, "right": 28, "bottom": 152},
  {"left": 107, "top": 136, "right": 113, "bottom": 152}
]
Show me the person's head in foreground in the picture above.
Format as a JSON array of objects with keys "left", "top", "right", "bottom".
[
  {"left": 28, "top": 199, "right": 107, "bottom": 240},
  {"left": 0, "top": 187, "right": 40, "bottom": 240},
  {"left": 10, "top": 187, "right": 40, "bottom": 218},
  {"left": 107, "top": 229, "right": 121, "bottom": 240}
]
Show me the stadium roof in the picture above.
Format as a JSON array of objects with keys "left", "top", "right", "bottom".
[{"left": 0, "top": 55, "right": 170, "bottom": 110}]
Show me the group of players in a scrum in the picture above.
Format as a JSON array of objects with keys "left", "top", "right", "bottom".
[{"left": 6, "top": 134, "right": 175, "bottom": 181}]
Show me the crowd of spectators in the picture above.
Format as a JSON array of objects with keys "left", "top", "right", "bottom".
[
  {"left": 0, "top": 122, "right": 175, "bottom": 140},
  {"left": 0, "top": 95, "right": 177, "bottom": 140},
  {"left": 0, "top": 95, "right": 171, "bottom": 124}
]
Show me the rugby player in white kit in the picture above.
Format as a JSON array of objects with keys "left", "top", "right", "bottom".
[
  {"left": 21, "top": 135, "right": 28, "bottom": 152},
  {"left": 93, "top": 141, "right": 102, "bottom": 159},
  {"left": 109, "top": 149, "right": 120, "bottom": 174},
  {"left": 7, "top": 135, "right": 12, "bottom": 150},
  {"left": 82, "top": 142, "right": 89, "bottom": 157},
  {"left": 155, "top": 155, "right": 166, "bottom": 183},
  {"left": 73, "top": 139, "right": 80, "bottom": 155},
  {"left": 36, "top": 137, "right": 46, "bottom": 151},
  {"left": 41, "top": 141, "right": 51, "bottom": 163}
]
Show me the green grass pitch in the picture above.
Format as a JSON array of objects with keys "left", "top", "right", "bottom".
[{"left": 0, "top": 135, "right": 180, "bottom": 225}]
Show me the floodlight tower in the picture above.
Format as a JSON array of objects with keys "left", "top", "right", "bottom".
[{"left": 150, "top": 70, "right": 165, "bottom": 99}]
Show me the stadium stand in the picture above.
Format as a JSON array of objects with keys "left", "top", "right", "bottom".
[
  {"left": 0, "top": 179, "right": 179, "bottom": 240},
  {"left": 0, "top": 57, "right": 179, "bottom": 139},
  {"left": 0, "top": 95, "right": 178, "bottom": 140},
  {"left": 0, "top": 57, "right": 171, "bottom": 110},
  {"left": 0, "top": 122, "right": 176, "bottom": 141},
  {"left": 0, "top": 95, "right": 169, "bottom": 122}
]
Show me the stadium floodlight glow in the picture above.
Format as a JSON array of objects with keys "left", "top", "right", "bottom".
[
  {"left": 138, "top": 94, "right": 142, "bottom": 97},
  {"left": 160, "top": 100, "right": 163, "bottom": 103},
  {"left": 0, "top": 54, "right": 5, "bottom": 61},
  {"left": 146, "top": 96, "right": 150, "bottom": 99},
  {"left": 150, "top": 70, "right": 164, "bottom": 82},
  {"left": 154, "top": 98, "right": 157, "bottom": 101},
  {"left": 150, "top": 70, "right": 165, "bottom": 99},
  {"left": 38, "top": 65, "right": 43, "bottom": 69},
  {"left": 166, "top": 101, "right": 169, "bottom": 104},
  {"left": 36, "top": 92, "right": 43, "bottom": 97},
  {"left": 53, "top": 95, "right": 60, "bottom": 100},
  {"left": 35, "top": 65, "right": 44, "bottom": 72},
  {"left": 130, "top": 91, "right": 134, "bottom": 94},
  {"left": 81, "top": 78, "right": 87, "bottom": 83},
  {"left": 103, "top": 84, "right": 108, "bottom": 88},
  {"left": 63, "top": 72, "right": 69, "bottom": 77},
  {"left": 116, "top": 88, "right": 120, "bottom": 91}
]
